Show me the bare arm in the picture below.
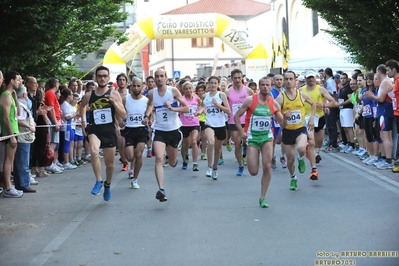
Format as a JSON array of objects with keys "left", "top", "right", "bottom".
[
  {"left": 320, "top": 87, "right": 339, "bottom": 108},
  {"left": 218, "top": 92, "right": 231, "bottom": 114},
  {"left": 234, "top": 96, "right": 251, "bottom": 138},
  {"left": 301, "top": 91, "right": 316, "bottom": 131},
  {"left": 110, "top": 90, "right": 127, "bottom": 120},
  {"left": 273, "top": 100, "right": 286, "bottom": 128}
]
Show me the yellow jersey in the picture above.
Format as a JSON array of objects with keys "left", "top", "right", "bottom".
[
  {"left": 301, "top": 85, "right": 324, "bottom": 117},
  {"left": 281, "top": 90, "right": 305, "bottom": 130}
]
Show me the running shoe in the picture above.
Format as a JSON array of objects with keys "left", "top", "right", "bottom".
[
  {"left": 193, "top": 164, "right": 199, "bottom": 171},
  {"left": 280, "top": 155, "right": 287, "bottom": 168},
  {"left": 359, "top": 152, "right": 369, "bottom": 160},
  {"left": 362, "top": 156, "right": 372, "bottom": 164},
  {"left": 201, "top": 154, "right": 207, "bottom": 160},
  {"left": 103, "top": 184, "right": 111, "bottom": 201},
  {"left": 56, "top": 161, "right": 64, "bottom": 169},
  {"left": 30, "top": 177, "right": 39, "bottom": 185},
  {"left": 64, "top": 162, "right": 77, "bottom": 170},
  {"left": 91, "top": 181, "right": 103, "bottom": 195},
  {"left": 155, "top": 189, "right": 167, "bottom": 202},
  {"left": 128, "top": 170, "right": 134, "bottom": 179},
  {"left": 271, "top": 156, "right": 277, "bottom": 169},
  {"left": 290, "top": 179, "right": 298, "bottom": 191},
  {"left": 3, "top": 186, "right": 23, "bottom": 198},
  {"left": 77, "top": 159, "right": 87, "bottom": 165},
  {"left": 163, "top": 155, "right": 169, "bottom": 167},
  {"left": 46, "top": 164, "right": 63, "bottom": 174},
  {"left": 373, "top": 158, "right": 385, "bottom": 167},
  {"left": 377, "top": 161, "right": 394, "bottom": 170},
  {"left": 365, "top": 157, "right": 378, "bottom": 166},
  {"left": 340, "top": 145, "right": 348, "bottom": 153},
  {"left": 218, "top": 158, "right": 224, "bottom": 165},
  {"left": 298, "top": 158, "right": 306, "bottom": 173},
  {"left": 121, "top": 162, "right": 129, "bottom": 171},
  {"left": 226, "top": 142, "right": 232, "bottom": 152},
  {"left": 146, "top": 149, "right": 152, "bottom": 158},
  {"left": 392, "top": 165, "right": 399, "bottom": 173},
  {"left": 315, "top": 154, "right": 322, "bottom": 164},
  {"left": 236, "top": 166, "right": 244, "bottom": 176},
  {"left": 344, "top": 146, "right": 354, "bottom": 153},
  {"left": 309, "top": 169, "right": 318, "bottom": 180},
  {"left": 212, "top": 170, "right": 218, "bottom": 180},
  {"left": 242, "top": 157, "right": 247, "bottom": 165},
  {"left": 182, "top": 162, "right": 188, "bottom": 170},
  {"left": 259, "top": 198, "right": 269, "bottom": 208},
  {"left": 131, "top": 179, "right": 140, "bottom": 189},
  {"left": 206, "top": 167, "right": 212, "bottom": 177}
]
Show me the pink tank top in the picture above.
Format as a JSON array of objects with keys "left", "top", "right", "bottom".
[
  {"left": 180, "top": 95, "right": 200, "bottom": 127},
  {"left": 228, "top": 86, "right": 249, "bottom": 124}
]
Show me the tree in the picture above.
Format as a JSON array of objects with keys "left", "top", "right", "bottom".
[
  {"left": 302, "top": 0, "right": 399, "bottom": 70},
  {"left": 0, "top": 0, "right": 134, "bottom": 78}
]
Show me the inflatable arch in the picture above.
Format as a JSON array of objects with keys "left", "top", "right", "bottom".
[{"left": 103, "top": 13, "right": 268, "bottom": 82}]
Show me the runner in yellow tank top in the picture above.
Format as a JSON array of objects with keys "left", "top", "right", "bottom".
[
  {"left": 275, "top": 71, "right": 316, "bottom": 191},
  {"left": 301, "top": 72, "right": 338, "bottom": 181}
]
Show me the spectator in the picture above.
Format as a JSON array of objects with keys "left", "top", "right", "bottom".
[
  {"left": 31, "top": 88, "right": 51, "bottom": 177},
  {"left": 14, "top": 85, "right": 37, "bottom": 193}
]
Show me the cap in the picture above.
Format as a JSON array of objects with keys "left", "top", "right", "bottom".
[
  {"left": 305, "top": 70, "right": 317, "bottom": 78},
  {"left": 297, "top": 75, "right": 305, "bottom": 82},
  {"left": 334, "top": 74, "right": 341, "bottom": 79}
]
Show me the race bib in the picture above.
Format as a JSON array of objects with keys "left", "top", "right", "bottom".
[
  {"left": 362, "top": 104, "right": 372, "bottom": 116},
  {"left": 232, "top": 103, "right": 246, "bottom": 117},
  {"left": 156, "top": 107, "right": 169, "bottom": 122},
  {"left": 393, "top": 97, "right": 397, "bottom": 111},
  {"left": 206, "top": 106, "right": 221, "bottom": 116},
  {"left": 305, "top": 114, "right": 319, "bottom": 127},
  {"left": 184, "top": 105, "right": 197, "bottom": 117},
  {"left": 251, "top": 116, "right": 271, "bottom": 131},
  {"left": 93, "top": 108, "right": 112, "bottom": 125},
  {"left": 338, "top": 99, "right": 344, "bottom": 109},
  {"left": 286, "top": 110, "right": 302, "bottom": 125},
  {"left": 127, "top": 113, "right": 143, "bottom": 126}
]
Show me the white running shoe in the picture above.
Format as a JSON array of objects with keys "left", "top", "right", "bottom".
[
  {"left": 63, "top": 162, "right": 77, "bottom": 170},
  {"left": 46, "top": 164, "right": 63, "bottom": 174},
  {"left": 212, "top": 170, "right": 218, "bottom": 180},
  {"left": 131, "top": 179, "right": 140, "bottom": 189},
  {"left": 30, "top": 177, "right": 39, "bottom": 185},
  {"left": 3, "top": 186, "right": 23, "bottom": 198},
  {"left": 206, "top": 167, "right": 212, "bottom": 177}
]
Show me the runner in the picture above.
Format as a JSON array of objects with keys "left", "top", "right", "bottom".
[
  {"left": 225, "top": 69, "right": 253, "bottom": 176},
  {"left": 275, "top": 71, "right": 316, "bottom": 190},
  {"left": 301, "top": 70, "right": 338, "bottom": 180},
  {"left": 80, "top": 66, "right": 126, "bottom": 201},
  {"left": 123, "top": 78, "right": 148, "bottom": 189},
  {"left": 179, "top": 81, "right": 203, "bottom": 171},
  {"left": 234, "top": 76, "right": 285, "bottom": 207},
  {"left": 115, "top": 73, "right": 129, "bottom": 171},
  {"left": 196, "top": 83, "right": 208, "bottom": 161},
  {"left": 201, "top": 76, "right": 230, "bottom": 180},
  {"left": 142, "top": 69, "right": 189, "bottom": 202}
]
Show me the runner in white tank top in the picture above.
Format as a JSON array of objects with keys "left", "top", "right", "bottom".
[
  {"left": 123, "top": 78, "right": 149, "bottom": 188},
  {"left": 142, "top": 69, "right": 189, "bottom": 202},
  {"left": 201, "top": 76, "right": 230, "bottom": 180}
]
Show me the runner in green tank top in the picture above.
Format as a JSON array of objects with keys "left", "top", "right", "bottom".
[{"left": 234, "top": 77, "right": 285, "bottom": 208}]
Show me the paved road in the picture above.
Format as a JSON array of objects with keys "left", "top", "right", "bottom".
[{"left": 1, "top": 146, "right": 398, "bottom": 266}]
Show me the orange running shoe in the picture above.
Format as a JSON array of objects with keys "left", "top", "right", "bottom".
[
  {"left": 309, "top": 168, "right": 318, "bottom": 180},
  {"left": 121, "top": 162, "right": 129, "bottom": 171}
]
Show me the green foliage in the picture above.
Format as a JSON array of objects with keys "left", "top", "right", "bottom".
[
  {"left": 302, "top": 0, "right": 399, "bottom": 70},
  {"left": 0, "top": 0, "right": 134, "bottom": 78}
]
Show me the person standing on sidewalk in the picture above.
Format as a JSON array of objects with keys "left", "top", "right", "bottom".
[
  {"left": 234, "top": 76, "right": 286, "bottom": 208},
  {"left": 387, "top": 60, "right": 399, "bottom": 172},
  {"left": 80, "top": 66, "right": 126, "bottom": 201}
]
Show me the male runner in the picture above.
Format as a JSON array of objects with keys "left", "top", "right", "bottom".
[
  {"left": 225, "top": 69, "right": 253, "bottom": 176},
  {"left": 275, "top": 71, "right": 316, "bottom": 191},
  {"left": 123, "top": 78, "right": 148, "bottom": 189},
  {"left": 142, "top": 69, "right": 189, "bottom": 202},
  {"left": 116, "top": 73, "right": 129, "bottom": 171},
  {"left": 80, "top": 66, "right": 126, "bottom": 201},
  {"left": 234, "top": 77, "right": 285, "bottom": 208}
]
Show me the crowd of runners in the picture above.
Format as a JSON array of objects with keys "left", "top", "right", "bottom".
[{"left": 1, "top": 59, "right": 399, "bottom": 208}]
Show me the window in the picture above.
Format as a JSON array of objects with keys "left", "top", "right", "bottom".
[
  {"left": 192, "top": 37, "right": 214, "bottom": 48},
  {"left": 96, "top": 52, "right": 105, "bottom": 59},
  {"left": 156, "top": 39, "right": 164, "bottom": 52}
]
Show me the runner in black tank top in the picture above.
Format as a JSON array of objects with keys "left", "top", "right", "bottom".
[{"left": 80, "top": 66, "right": 126, "bottom": 202}]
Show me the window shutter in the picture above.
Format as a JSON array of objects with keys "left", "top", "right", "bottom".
[
  {"left": 209, "top": 37, "right": 214, "bottom": 47},
  {"left": 192, "top": 38, "right": 197, "bottom": 47}
]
